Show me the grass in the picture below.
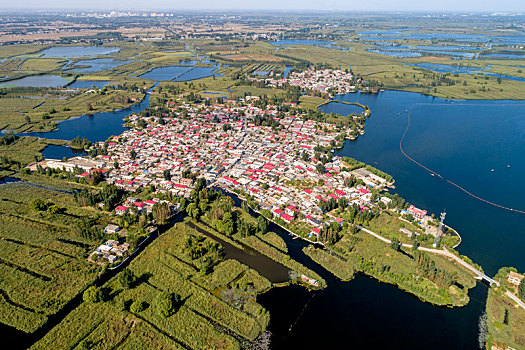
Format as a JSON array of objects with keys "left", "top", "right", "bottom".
[
  {"left": 34, "top": 222, "right": 272, "bottom": 349},
  {"left": 303, "top": 247, "right": 357, "bottom": 281},
  {"left": 0, "top": 137, "right": 66, "bottom": 167},
  {"left": 485, "top": 268, "right": 525, "bottom": 350},
  {"left": 0, "top": 181, "right": 104, "bottom": 333},
  {"left": 311, "top": 229, "right": 476, "bottom": 307},
  {"left": 0, "top": 88, "right": 146, "bottom": 132}
]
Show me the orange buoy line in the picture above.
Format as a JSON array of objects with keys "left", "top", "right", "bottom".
[{"left": 399, "top": 102, "right": 525, "bottom": 215}]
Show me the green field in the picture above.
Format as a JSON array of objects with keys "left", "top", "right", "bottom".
[
  {"left": 485, "top": 267, "right": 525, "bottom": 350},
  {"left": 32, "top": 222, "right": 272, "bottom": 349},
  {"left": 306, "top": 229, "right": 476, "bottom": 307},
  {"left": 0, "top": 182, "right": 104, "bottom": 333}
]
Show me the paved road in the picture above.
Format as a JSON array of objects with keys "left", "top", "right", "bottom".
[
  {"left": 357, "top": 225, "right": 498, "bottom": 286},
  {"left": 505, "top": 291, "right": 525, "bottom": 310}
]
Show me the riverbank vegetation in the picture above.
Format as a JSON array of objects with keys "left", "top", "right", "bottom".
[
  {"left": 304, "top": 229, "right": 476, "bottom": 307},
  {"left": 0, "top": 182, "right": 105, "bottom": 333},
  {"left": 484, "top": 267, "right": 525, "bottom": 350},
  {"left": 32, "top": 222, "right": 273, "bottom": 349}
]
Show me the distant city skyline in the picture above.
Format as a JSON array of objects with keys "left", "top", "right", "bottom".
[{"left": 1, "top": 0, "right": 524, "bottom": 12}]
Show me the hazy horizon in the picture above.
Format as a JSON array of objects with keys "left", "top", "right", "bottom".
[{"left": 1, "top": 0, "right": 524, "bottom": 13}]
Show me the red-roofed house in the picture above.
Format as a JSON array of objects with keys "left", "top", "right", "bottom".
[
  {"left": 285, "top": 205, "right": 298, "bottom": 216},
  {"left": 115, "top": 206, "right": 129, "bottom": 215},
  {"left": 407, "top": 205, "right": 427, "bottom": 220},
  {"left": 273, "top": 208, "right": 284, "bottom": 217},
  {"left": 281, "top": 213, "right": 294, "bottom": 223}
]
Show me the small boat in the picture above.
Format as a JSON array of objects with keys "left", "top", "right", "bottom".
[
  {"left": 491, "top": 169, "right": 494, "bottom": 172},
  {"left": 507, "top": 165, "right": 511, "bottom": 168},
  {"left": 430, "top": 173, "right": 435, "bottom": 177}
]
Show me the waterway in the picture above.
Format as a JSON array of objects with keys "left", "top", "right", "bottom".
[
  {"left": 12, "top": 82, "right": 525, "bottom": 348},
  {"left": 257, "top": 221, "right": 487, "bottom": 349},
  {"left": 321, "top": 90, "right": 525, "bottom": 275}
]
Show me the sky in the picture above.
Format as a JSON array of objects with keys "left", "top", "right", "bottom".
[{"left": 0, "top": 0, "right": 524, "bottom": 12}]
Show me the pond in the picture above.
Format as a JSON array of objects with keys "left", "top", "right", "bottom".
[
  {"left": 0, "top": 75, "right": 70, "bottom": 88},
  {"left": 37, "top": 46, "right": 120, "bottom": 58},
  {"left": 68, "top": 80, "right": 112, "bottom": 89},
  {"left": 139, "top": 65, "right": 222, "bottom": 82},
  {"left": 68, "top": 58, "right": 130, "bottom": 73},
  {"left": 366, "top": 49, "right": 422, "bottom": 58}
]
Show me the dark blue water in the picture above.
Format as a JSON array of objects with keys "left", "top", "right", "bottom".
[
  {"left": 174, "top": 66, "right": 222, "bottom": 81},
  {"left": 23, "top": 88, "right": 152, "bottom": 143},
  {"left": 41, "top": 145, "right": 88, "bottom": 159},
  {"left": 139, "top": 65, "right": 222, "bottom": 81},
  {"left": 283, "top": 66, "right": 294, "bottom": 78},
  {"left": 366, "top": 49, "right": 422, "bottom": 58},
  {"left": 140, "top": 66, "right": 193, "bottom": 80},
  {"left": 259, "top": 222, "right": 486, "bottom": 350},
  {"left": 37, "top": 46, "right": 119, "bottom": 58},
  {"left": 405, "top": 63, "right": 485, "bottom": 74},
  {"left": 481, "top": 53, "right": 525, "bottom": 60},
  {"left": 68, "top": 80, "right": 111, "bottom": 89},
  {"left": 404, "top": 63, "right": 525, "bottom": 82},
  {"left": 417, "top": 45, "right": 480, "bottom": 51},
  {"left": 319, "top": 101, "right": 364, "bottom": 115},
  {"left": 322, "top": 90, "right": 525, "bottom": 275}
]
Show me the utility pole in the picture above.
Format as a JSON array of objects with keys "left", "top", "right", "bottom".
[{"left": 433, "top": 210, "right": 446, "bottom": 248}]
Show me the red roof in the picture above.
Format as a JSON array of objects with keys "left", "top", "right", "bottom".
[
  {"left": 274, "top": 209, "right": 284, "bottom": 215},
  {"left": 311, "top": 228, "right": 320, "bottom": 234},
  {"left": 358, "top": 188, "right": 371, "bottom": 194},
  {"left": 335, "top": 190, "right": 346, "bottom": 196},
  {"left": 134, "top": 202, "right": 145, "bottom": 208},
  {"left": 281, "top": 213, "right": 294, "bottom": 222},
  {"left": 115, "top": 206, "right": 128, "bottom": 211}
]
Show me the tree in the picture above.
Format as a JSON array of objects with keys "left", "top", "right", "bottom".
[
  {"left": 83, "top": 286, "right": 100, "bottom": 303},
  {"left": 119, "top": 269, "right": 136, "bottom": 289},
  {"left": 163, "top": 169, "right": 171, "bottom": 181},
  {"left": 130, "top": 301, "right": 144, "bottom": 313},
  {"left": 152, "top": 202, "right": 171, "bottom": 225},
  {"left": 186, "top": 203, "right": 200, "bottom": 220},
  {"left": 390, "top": 236, "right": 400, "bottom": 251},
  {"left": 519, "top": 277, "right": 525, "bottom": 302},
  {"left": 257, "top": 216, "right": 268, "bottom": 235},
  {"left": 316, "top": 163, "right": 326, "bottom": 174},
  {"left": 221, "top": 212, "right": 234, "bottom": 236},
  {"left": 154, "top": 291, "right": 181, "bottom": 318}
]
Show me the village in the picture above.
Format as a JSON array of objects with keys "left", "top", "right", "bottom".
[
  {"left": 34, "top": 84, "right": 442, "bottom": 248},
  {"left": 257, "top": 67, "right": 358, "bottom": 96}
]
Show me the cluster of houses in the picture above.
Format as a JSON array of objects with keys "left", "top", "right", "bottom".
[
  {"left": 90, "top": 239, "right": 130, "bottom": 265},
  {"left": 74, "top": 99, "right": 406, "bottom": 242},
  {"left": 49, "top": 94, "right": 439, "bottom": 245},
  {"left": 260, "top": 68, "right": 357, "bottom": 96}
]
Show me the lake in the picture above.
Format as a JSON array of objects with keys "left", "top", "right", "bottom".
[
  {"left": 68, "top": 58, "right": 129, "bottom": 73},
  {"left": 258, "top": 222, "right": 486, "bottom": 350},
  {"left": 21, "top": 83, "right": 525, "bottom": 349},
  {"left": 0, "top": 75, "right": 70, "bottom": 88},
  {"left": 330, "top": 90, "right": 525, "bottom": 275},
  {"left": 23, "top": 85, "right": 155, "bottom": 144},
  {"left": 139, "top": 65, "right": 222, "bottom": 81},
  {"left": 37, "top": 46, "right": 120, "bottom": 58},
  {"left": 258, "top": 89, "right": 525, "bottom": 348},
  {"left": 68, "top": 80, "right": 111, "bottom": 89}
]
